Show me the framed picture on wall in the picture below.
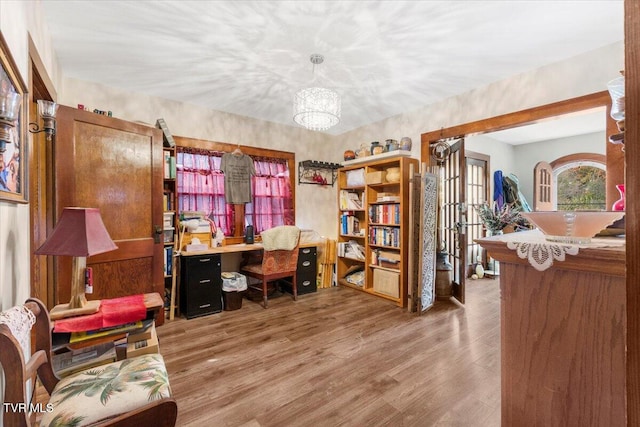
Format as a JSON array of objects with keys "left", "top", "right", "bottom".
[{"left": 0, "top": 31, "right": 28, "bottom": 203}]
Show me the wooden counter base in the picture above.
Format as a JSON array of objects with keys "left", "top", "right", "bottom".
[{"left": 478, "top": 234, "right": 626, "bottom": 426}]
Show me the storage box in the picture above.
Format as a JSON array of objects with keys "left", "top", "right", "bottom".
[
  {"left": 346, "top": 168, "right": 365, "bottom": 187},
  {"left": 183, "top": 232, "right": 211, "bottom": 250},
  {"left": 373, "top": 268, "right": 400, "bottom": 298},
  {"left": 366, "top": 171, "right": 386, "bottom": 185},
  {"left": 378, "top": 250, "right": 401, "bottom": 270},
  {"left": 163, "top": 228, "right": 175, "bottom": 243},
  {"left": 126, "top": 326, "right": 159, "bottom": 358}
]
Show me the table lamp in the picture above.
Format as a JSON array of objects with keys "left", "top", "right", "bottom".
[{"left": 35, "top": 207, "right": 118, "bottom": 320}]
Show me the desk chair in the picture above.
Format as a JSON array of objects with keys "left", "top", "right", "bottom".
[
  {"left": 241, "top": 225, "right": 301, "bottom": 308},
  {"left": 0, "top": 298, "right": 177, "bottom": 427}
]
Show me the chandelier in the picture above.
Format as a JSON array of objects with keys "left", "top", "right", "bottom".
[{"left": 293, "top": 54, "right": 341, "bottom": 131}]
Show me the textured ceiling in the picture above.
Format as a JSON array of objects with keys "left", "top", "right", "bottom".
[{"left": 41, "top": 0, "right": 624, "bottom": 135}]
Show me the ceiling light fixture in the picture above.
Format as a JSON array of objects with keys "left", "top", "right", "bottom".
[{"left": 293, "top": 54, "right": 341, "bottom": 131}]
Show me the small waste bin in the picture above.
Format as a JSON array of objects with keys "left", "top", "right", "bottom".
[{"left": 222, "top": 272, "right": 248, "bottom": 311}]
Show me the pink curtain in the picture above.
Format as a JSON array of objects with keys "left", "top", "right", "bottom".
[{"left": 177, "top": 149, "right": 292, "bottom": 235}]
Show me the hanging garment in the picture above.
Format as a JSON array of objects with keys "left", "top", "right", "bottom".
[
  {"left": 503, "top": 173, "right": 532, "bottom": 212},
  {"left": 493, "top": 170, "right": 504, "bottom": 209}
]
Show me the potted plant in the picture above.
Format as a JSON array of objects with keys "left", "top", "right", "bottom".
[{"left": 474, "top": 202, "right": 523, "bottom": 235}]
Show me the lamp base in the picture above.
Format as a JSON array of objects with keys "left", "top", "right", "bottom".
[{"left": 50, "top": 299, "right": 101, "bottom": 320}]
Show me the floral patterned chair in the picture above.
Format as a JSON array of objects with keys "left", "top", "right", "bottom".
[{"left": 0, "top": 298, "right": 177, "bottom": 427}]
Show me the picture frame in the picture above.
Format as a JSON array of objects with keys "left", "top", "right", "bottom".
[{"left": 0, "top": 31, "right": 28, "bottom": 203}]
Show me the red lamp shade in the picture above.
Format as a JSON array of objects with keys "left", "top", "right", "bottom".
[
  {"left": 35, "top": 207, "right": 118, "bottom": 256},
  {"left": 36, "top": 207, "right": 117, "bottom": 319}
]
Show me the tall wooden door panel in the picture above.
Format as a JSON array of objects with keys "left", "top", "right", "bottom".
[{"left": 54, "top": 106, "right": 164, "bottom": 323}]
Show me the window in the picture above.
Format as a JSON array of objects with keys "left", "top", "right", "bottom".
[
  {"left": 176, "top": 147, "right": 294, "bottom": 235},
  {"left": 534, "top": 153, "right": 606, "bottom": 211},
  {"left": 555, "top": 161, "right": 606, "bottom": 211}
]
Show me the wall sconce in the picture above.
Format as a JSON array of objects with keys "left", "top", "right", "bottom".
[
  {"left": 29, "top": 99, "right": 58, "bottom": 141},
  {"left": 0, "top": 90, "right": 22, "bottom": 153}
]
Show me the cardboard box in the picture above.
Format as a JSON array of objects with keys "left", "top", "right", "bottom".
[
  {"left": 378, "top": 250, "right": 401, "bottom": 270},
  {"left": 366, "top": 171, "right": 386, "bottom": 185},
  {"left": 126, "top": 325, "right": 159, "bottom": 358},
  {"left": 373, "top": 268, "right": 400, "bottom": 298}
]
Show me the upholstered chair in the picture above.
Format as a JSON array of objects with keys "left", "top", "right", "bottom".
[{"left": 0, "top": 298, "right": 177, "bottom": 427}]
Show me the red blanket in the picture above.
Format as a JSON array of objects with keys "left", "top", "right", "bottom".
[{"left": 53, "top": 294, "right": 147, "bottom": 333}]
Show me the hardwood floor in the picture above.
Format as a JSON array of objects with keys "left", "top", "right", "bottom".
[{"left": 157, "top": 278, "right": 501, "bottom": 426}]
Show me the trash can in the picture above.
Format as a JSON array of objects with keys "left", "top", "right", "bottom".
[{"left": 222, "top": 272, "right": 248, "bottom": 311}]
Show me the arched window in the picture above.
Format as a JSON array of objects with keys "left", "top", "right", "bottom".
[{"left": 534, "top": 153, "right": 606, "bottom": 211}]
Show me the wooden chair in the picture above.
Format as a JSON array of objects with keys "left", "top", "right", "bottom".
[
  {"left": 241, "top": 226, "right": 301, "bottom": 308},
  {"left": 0, "top": 298, "right": 177, "bottom": 427}
]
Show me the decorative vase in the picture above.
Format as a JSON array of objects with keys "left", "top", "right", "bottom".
[
  {"left": 612, "top": 184, "right": 625, "bottom": 211},
  {"left": 370, "top": 141, "right": 384, "bottom": 155},
  {"left": 385, "top": 139, "right": 399, "bottom": 151},
  {"left": 356, "top": 143, "right": 370, "bottom": 158},
  {"left": 385, "top": 167, "right": 400, "bottom": 183},
  {"left": 344, "top": 150, "right": 356, "bottom": 161},
  {"left": 400, "top": 137, "right": 412, "bottom": 151}
]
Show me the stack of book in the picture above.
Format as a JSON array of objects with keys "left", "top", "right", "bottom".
[
  {"left": 52, "top": 341, "right": 117, "bottom": 377},
  {"left": 126, "top": 321, "right": 159, "bottom": 358}
]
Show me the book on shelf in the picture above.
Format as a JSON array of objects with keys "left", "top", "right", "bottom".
[
  {"left": 338, "top": 240, "right": 365, "bottom": 260},
  {"left": 339, "top": 190, "right": 363, "bottom": 210},
  {"left": 52, "top": 341, "right": 117, "bottom": 377},
  {"left": 340, "top": 212, "right": 361, "bottom": 235}
]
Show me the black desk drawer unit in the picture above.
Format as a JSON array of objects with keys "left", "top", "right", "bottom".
[
  {"left": 281, "top": 246, "right": 317, "bottom": 295},
  {"left": 181, "top": 254, "right": 222, "bottom": 319}
]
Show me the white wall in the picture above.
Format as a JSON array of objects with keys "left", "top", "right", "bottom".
[
  {"left": 465, "top": 134, "right": 515, "bottom": 203},
  {"left": 511, "top": 131, "right": 606, "bottom": 205}
]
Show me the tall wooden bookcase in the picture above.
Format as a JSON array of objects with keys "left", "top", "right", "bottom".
[
  {"left": 336, "top": 153, "right": 417, "bottom": 307},
  {"left": 162, "top": 146, "right": 177, "bottom": 319}
]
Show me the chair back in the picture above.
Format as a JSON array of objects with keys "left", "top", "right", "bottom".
[
  {"left": 0, "top": 299, "right": 58, "bottom": 427},
  {"left": 260, "top": 226, "right": 301, "bottom": 274}
]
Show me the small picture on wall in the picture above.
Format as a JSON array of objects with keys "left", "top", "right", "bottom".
[{"left": 0, "top": 31, "right": 28, "bottom": 203}]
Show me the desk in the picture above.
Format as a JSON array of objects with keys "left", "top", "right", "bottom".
[{"left": 176, "top": 243, "right": 317, "bottom": 318}]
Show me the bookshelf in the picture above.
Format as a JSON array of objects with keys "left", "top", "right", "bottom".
[
  {"left": 336, "top": 154, "right": 417, "bottom": 307},
  {"left": 162, "top": 146, "right": 177, "bottom": 319}
]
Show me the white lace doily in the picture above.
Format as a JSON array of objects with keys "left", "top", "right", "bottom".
[
  {"left": 495, "top": 229, "right": 624, "bottom": 271},
  {"left": 0, "top": 305, "right": 36, "bottom": 355}
]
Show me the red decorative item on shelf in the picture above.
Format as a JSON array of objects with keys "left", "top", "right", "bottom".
[{"left": 612, "top": 184, "right": 625, "bottom": 211}]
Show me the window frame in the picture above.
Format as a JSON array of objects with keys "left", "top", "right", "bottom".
[{"left": 174, "top": 136, "right": 296, "bottom": 244}]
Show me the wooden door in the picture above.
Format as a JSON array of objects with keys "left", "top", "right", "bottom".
[
  {"left": 54, "top": 106, "right": 164, "bottom": 324},
  {"left": 533, "top": 161, "right": 553, "bottom": 211},
  {"left": 430, "top": 138, "right": 466, "bottom": 304},
  {"left": 465, "top": 152, "right": 490, "bottom": 273}
]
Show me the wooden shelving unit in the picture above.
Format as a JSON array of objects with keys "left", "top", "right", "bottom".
[
  {"left": 162, "top": 146, "right": 178, "bottom": 319},
  {"left": 336, "top": 154, "right": 417, "bottom": 307}
]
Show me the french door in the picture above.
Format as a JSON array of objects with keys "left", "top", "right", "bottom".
[{"left": 430, "top": 140, "right": 490, "bottom": 304}]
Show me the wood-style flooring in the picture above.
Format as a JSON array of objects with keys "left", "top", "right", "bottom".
[{"left": 157, "top": 278, "right": 501, "bottom": 427}]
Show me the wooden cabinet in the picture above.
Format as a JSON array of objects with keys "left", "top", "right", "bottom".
[
  {"left": 336, "top": 154, "right": 418, "bottom": 307},
  {"left": 478, "top": 232, "right": 625, "bottom": 426},
  {"left": 180, "top": 254, "right": 223, "bottom": 319}
]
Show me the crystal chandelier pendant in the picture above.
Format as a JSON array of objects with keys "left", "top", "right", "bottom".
[{"left": 293, "top": 54, "right": 341, "bottom": 131}]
